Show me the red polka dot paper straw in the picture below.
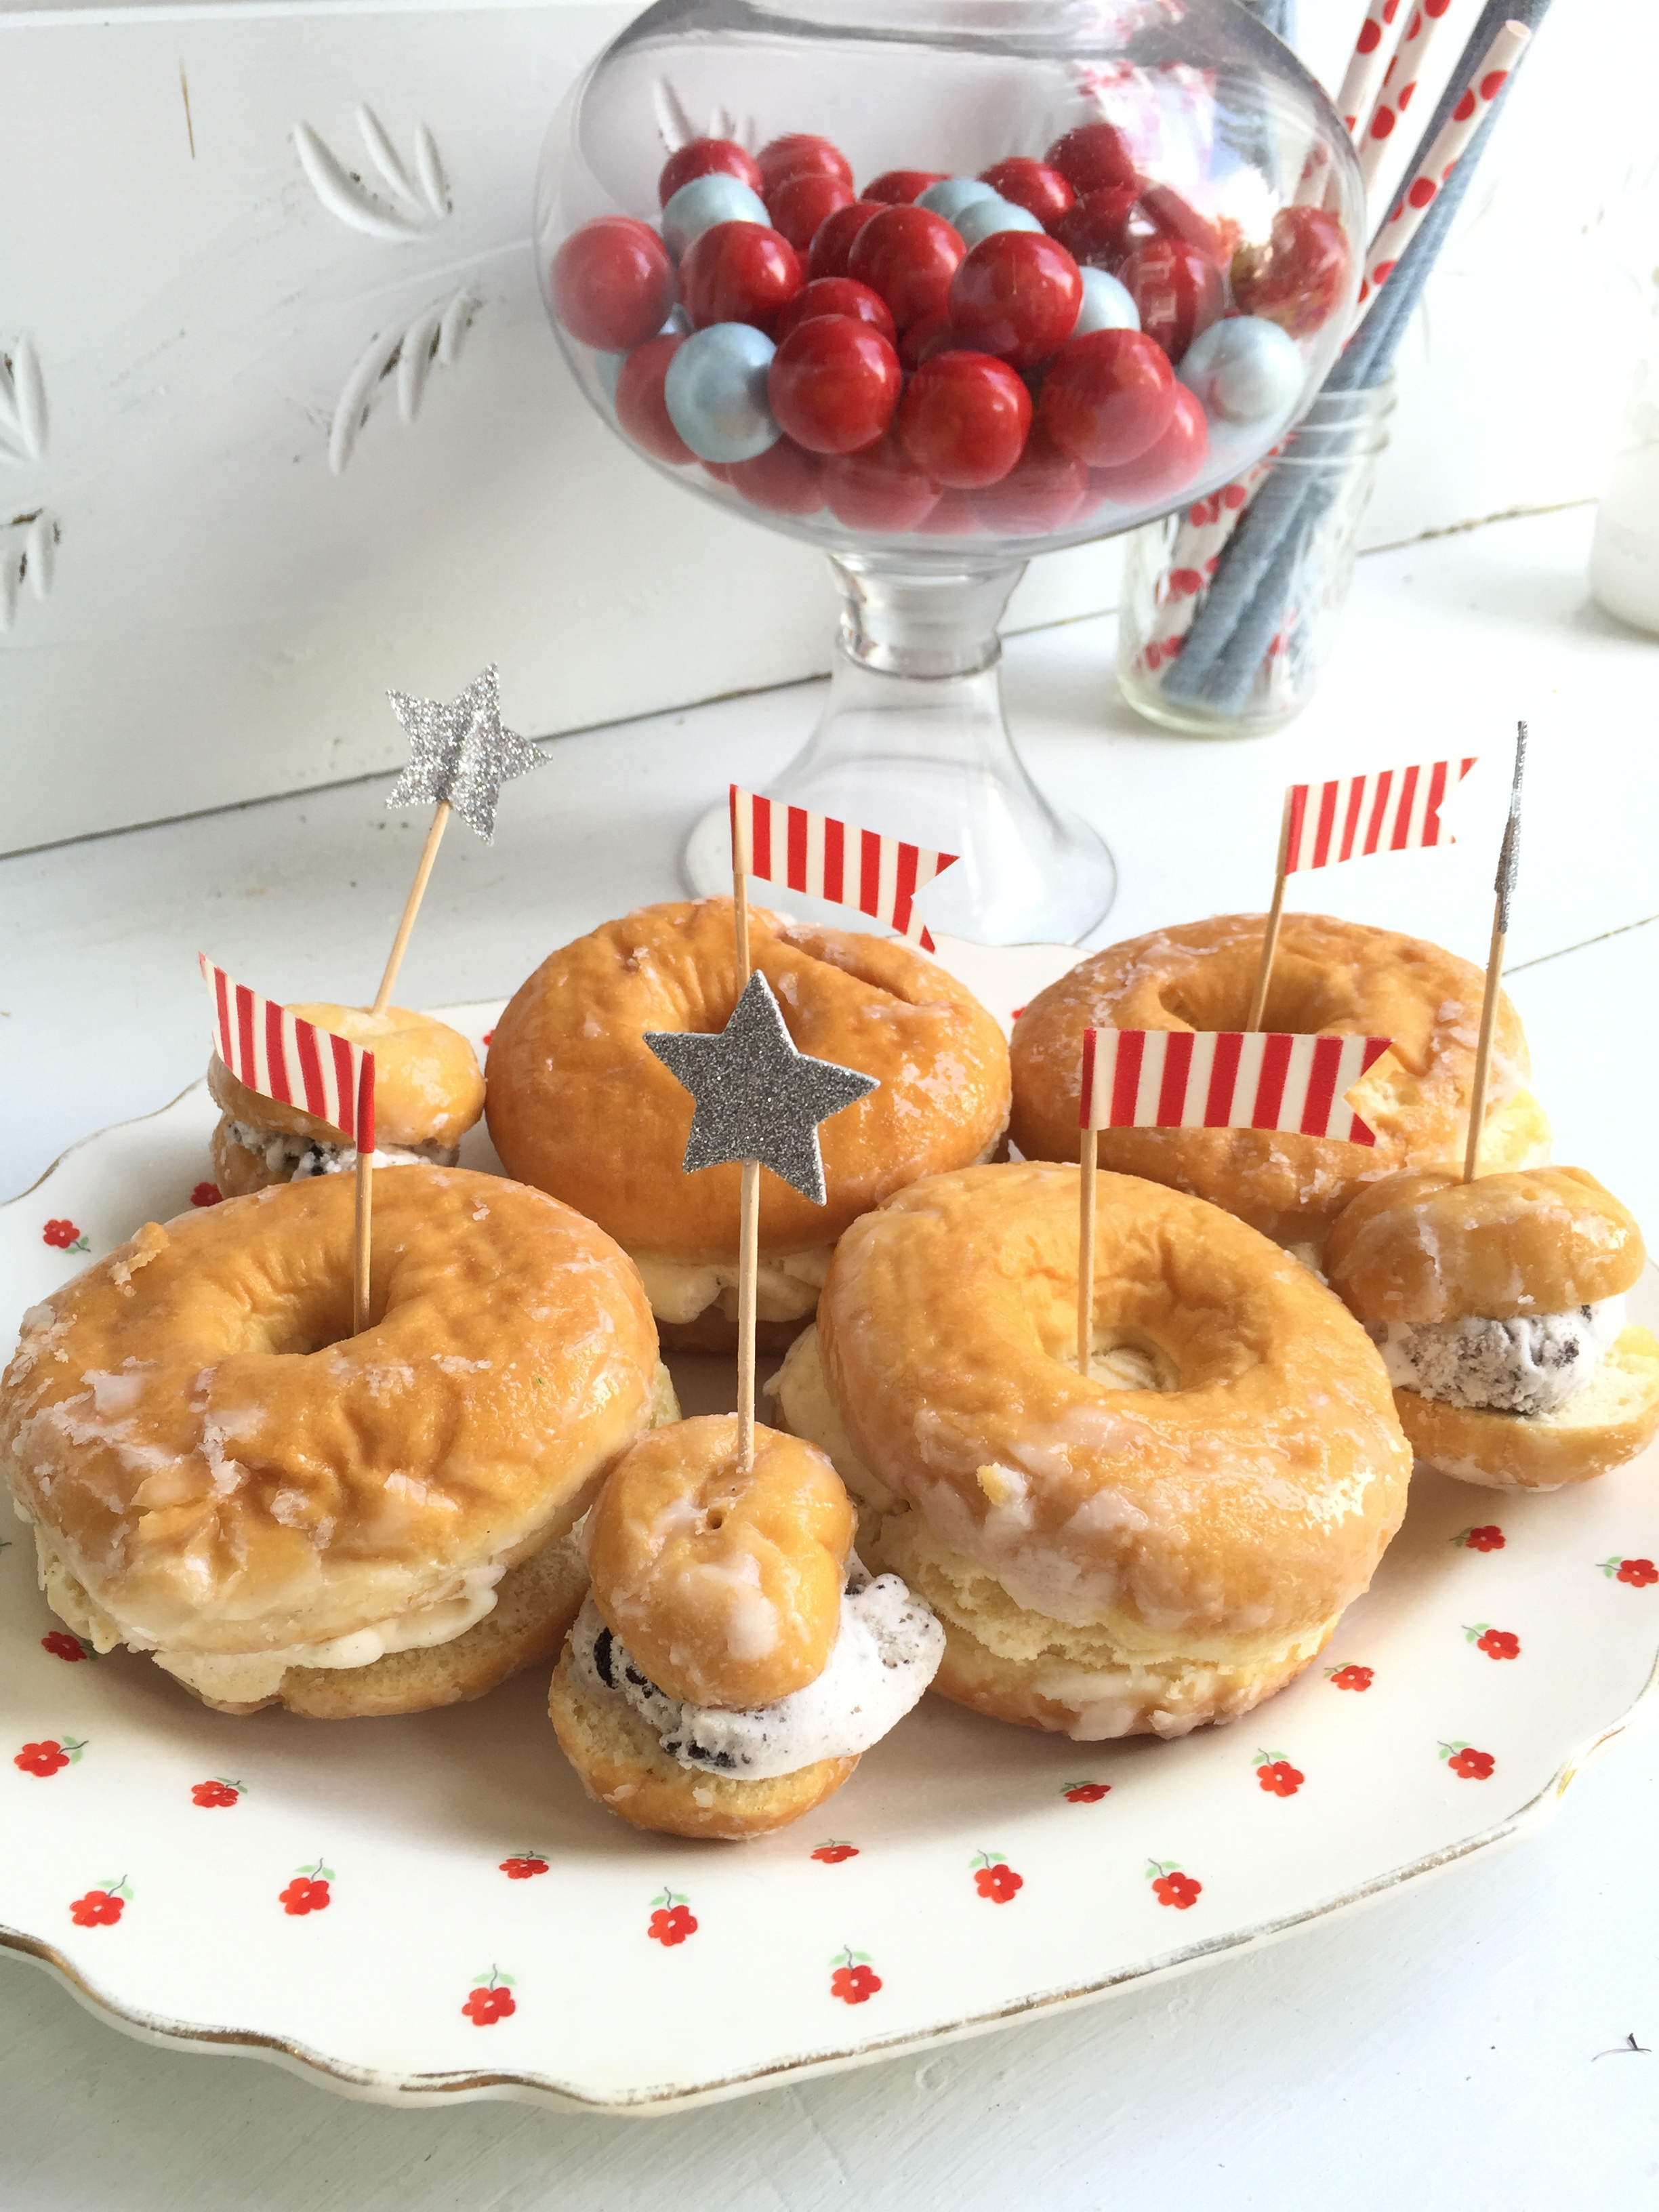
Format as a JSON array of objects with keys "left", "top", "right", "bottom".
[
  {"left": 1357, "top": 0, "right": 1456, "bottom": 197},
  {"left": 1334, "top": 0, "right": 1404, "bottom": 140},
  {"left": 1354, "top": 19, "right": 1531, "bottom": 328}
]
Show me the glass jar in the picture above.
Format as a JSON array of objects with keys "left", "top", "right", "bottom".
[{"left": 1116, "top": 379, "right": 1395, "bottom": 739}]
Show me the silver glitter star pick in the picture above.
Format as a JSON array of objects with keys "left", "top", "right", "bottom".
[
  {"left": 384, "top": 664, "right": 544, "bottom": 843},
  {"left": 644, "top": 971, "right": 879, "bottom": 1204}
]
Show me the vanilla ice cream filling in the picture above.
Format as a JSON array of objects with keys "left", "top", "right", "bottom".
[
  {"left": 1370, "top": 1295, "right": 1627, "bottom": 1416},
  {"left": 224, "top": 1119, "right": 458, "bottom": 1181},
  {"left": 569, "top": 1563, "right": 944, "bottom": 1780},
  {"left": 28, "top": 1519, "right": 510, "bottom": 1704},
  {"left": 631, "top": 1245, "right": 834, "bottom": 1327}
]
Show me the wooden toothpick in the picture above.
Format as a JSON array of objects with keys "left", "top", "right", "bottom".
[
  {"left": 1246, "top": 788, "right": 1294, "bottom": 1032},
  {"left": 373, "top": 800, "right": 452, "bottom": 1015},
  {"left": 731, "top": 808, "right": 758, "bottom": 1475},
  {"left": 1078, "top": 1124, "right": 1098, "bottom": 1380},
  {"left": 351, "top": 1055, "right": 376, "bottom": 1334},
  {"left": 1463, "top": 722, "right": 1527, "bottom": 1182}
]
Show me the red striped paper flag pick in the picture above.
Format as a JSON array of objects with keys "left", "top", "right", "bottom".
[
  {"left": 729, "top": 785, "right": 958, "bottom": 953},
  {"left": 199, "top": 956, "right": 375, "bottom": 1150},
  {"left": 1079, "top": 1028, "right": 1392, "bottom": 1146},
  {"left": 1282, "top": 756, "right": 1475, "bottom": 875}
]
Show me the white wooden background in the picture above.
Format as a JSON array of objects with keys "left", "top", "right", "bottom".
[{"left": 1, "top": 0, "right": 1656, "bottom": 853}]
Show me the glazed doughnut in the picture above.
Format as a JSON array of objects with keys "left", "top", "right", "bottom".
[
  {"left": 485, "top": 899, "right": 1010, "bottom": 1349},
  {"left": 549, "top": 1415, "right": 944, "bottom": 1839},
  {"left": 209, "top": 1002, "right": 485, "bottom": 1197},
  {"left": 773, "top": 1162, "right": 1411, "bottom": 1740},
  {"left": 1010, "top": 913, "right": 1550, "bottom": 1253},
  {"left": 1, "top": 1168, "right": 673, "bottom": 1715},
  {"left": 1327, "top": 1166, "right": 1659, "bottom": 1490}
]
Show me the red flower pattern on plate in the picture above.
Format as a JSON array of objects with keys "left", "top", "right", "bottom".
[
  {"left": 1254, "top": 1752, "right": 1304, "bottom": 1797},
  {"left": 1063, "top": 1780, "right": 1111, "bottom": 1802},
  {"left": 972, "top": 1851, "right": 1023, "bottom": 1903},
  {"left": 499, "top": 1852, "right": 549, "bottom": 1880},
  {"left": 1454, "top": 1525, "right": 1504, "bottom": 1552},
  {"left": 1147, "top": 1860, "right": 1201, "bottom": 1908},
  {"left": 43, "top": 1219, "right": 91, "bottom": 1253},
  {"left": 280, "top": 1860, "right": 333, "bottom": 1914},
  {"left": 481, "top": 1029, "right": 495, "bottom": 1047},
  {"left": 648, "top": 1889, "right": 697, "bottom": 1945},
  {"left": 1326, "top": 1664, "right": 1373, "bottom": 1691},
  {"left": 191, "top": 1779, "right": 243, "bottom": 1807},
  {"left": 462, "top": 1967, "right": 516, "bottom": 2026},
  {"left": 1440, "top": 1742, "right": 1495, "bottom": 1780},
  {"left": 1601, "top": 1556, "right": 1658, "bottom": 1587},
  {"left": 41, "top": 1631, "right": 92, "bottom": 1663},
  {"left": 830, "top": 1947, "right": 881, "bottom": 2003},
  {"left": 190, "top": 1182, "right": 222, "bottom": 1208},
  {"left": 69, "top": 1881, "right": 129, "bottom": 1927},
  {"left": 1466, "top": 1624, "right": 1519, "bottom": 1660},
  {"left": 812, "top": 1841, "right": 859, "bottom": 1863},
  {"left": 14, "top": 1736, "right": 85, "bottom": 1777}
]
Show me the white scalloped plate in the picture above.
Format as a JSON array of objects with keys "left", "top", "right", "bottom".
[{"left": 3, "top": 974, "right": 1658, "bottom": 2114}]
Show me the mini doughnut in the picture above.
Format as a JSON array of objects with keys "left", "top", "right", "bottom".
[
  {"left": 775, "top": 1162, "right": 1411, "bottom": 1740},
  {"left": 1, "top": 1168, "right": 670, "bottom": 1715},
  {"left": 1010, "top": 912, "right": 1549, "bottom": 1251},
  {"left": 550, "top": 1414, "right": 944, "bottom": 1839},
  {"left": 1328, "top": 1166, "right": 1659, "bottom": 1491},
  {"left": 485, "top": 899, "right": 1010, "bottom": 1348},
  {"left": 583, "top": 1415, "right": 855, "bottom": 1707},
  {"left": 209, "top": 1002, "right": 485, "bottom": 1197}
]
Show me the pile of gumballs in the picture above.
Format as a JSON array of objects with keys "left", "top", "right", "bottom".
[{"left": 548, "top": 125, "right": 1351, "bottom": 537}]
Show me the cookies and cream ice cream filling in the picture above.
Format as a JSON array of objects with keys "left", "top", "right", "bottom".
[
  {"left": 1370, "top": 1296, "right": 1627, "bottom": 1416},
  {"left": 570, "top": 1564, "right": 944, "bottom": 1780},
  {"left": 223, "top": 1119, "right": 458, "bottom": 1181}
]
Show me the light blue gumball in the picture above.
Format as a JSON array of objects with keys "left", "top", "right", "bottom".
[
  {"left": 664, "top": 322, "right": 779, "bottom": 463},
  {"left": 954, "top": 195, "right": 1045, "bottom": 251},
  {"left": 594, "top": 350, "right": 627, "bottom": 405},
  {"left": 916, "top": 176, "right": 1000, "bottom": 224},
  {"left": 662, "top": 173, "right": 769, "bottom": 259},
  {"left": 1178, "top": 315, "right": 1303, "bottom": 426},
  {"left": 1072, "top": 266, "right": 1140, "bottom": 337}
]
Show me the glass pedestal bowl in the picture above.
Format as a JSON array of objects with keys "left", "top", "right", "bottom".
[{"left": 535, "top": 0, "right": 1360, "bottom": 943}]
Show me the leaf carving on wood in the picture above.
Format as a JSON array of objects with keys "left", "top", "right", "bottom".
[
  {"left": 0, "top": 340, "right": 48, "bottom": 465},
  {"left": 328, "top": 286, "right": 478, "bottom": 474},
  {"left": 1, "top": 508, "right": 59, "bottom": 632},
  {"left": 293, "top": 108, "right": 451, "bottom": 240}
]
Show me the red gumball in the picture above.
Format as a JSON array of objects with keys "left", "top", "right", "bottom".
[
  {"left": 1046, "top": 121, "right": 1139, "bottom": 195},
  {"left": 1039, "top": 327, "right": 1175, "bottom": 467},
  {"left": 948, "top": 231, "right": 1083, "bottom": 372},
  {"left": 1232, "top": 206, "right": 1352, "bottom": 337},
  {"left": 914, "top": 489, "right": 983, "bottom": 536},
  {"left": 1086, "top": 383, "right": 1209, "bottom": 505},
  {"left": 865, "top": 169, "right": 946, "bottom": 206},
  {"left": 899, "top": 310, "right": 957, "bottom": 371},
  {"left": 768, "top": 170, "right": 854, "bottom": 251},
  {"left": 550, "top": 218, "right": 676, "bottom": 353},
  {"left": 1052, "top": 185, "right": 1143, "bottom": 271},
  {"left": 848, "top": 205, "right": 966, "bottom": 333},
  {"left": 970, "top": 424, "right": 1087, "bottom": 534},
  {"left": 806, "top": 199, "right": 884, "bottom": 280},
  {"left": 1118, "top": 234, "right": 1223, "bottom": 364},
  {"left": 758, "top": 134, "right": 853, "bottom": 191},
  {"left": 1138, "top": 183, "right": 1227, "bottom": 267},
  {"left": 822, "top": 430, "right": 940, "bottom": 533},
  {"left": 979, "top": 157, "right": 1076, "bottom": 232},
  {"left": 614, "top": 333, "right": 695, "bottom": 465},
  {"left": 899, "top": 350, "right": 1031, "bottom": 490},
  {"left": 678, "top": 221, "right": 802, "bottom": 335},
  {"left": 703, "top": 461, "right": 735, "bottom": 484},
  {"left": 776, "top": 278, "right": 896, "bottom": 345},
  {"left": 726, "top": 438, "right": 825, "bottom": 515},
  {"left": 659, "top": 137, "right": 764, "bottom": 207},
  {"left": 769, "top": 315, "right": 901, "bottom": 455}
]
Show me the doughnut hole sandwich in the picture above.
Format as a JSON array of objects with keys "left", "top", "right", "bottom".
[
  {"left": 550, "top": 1415, "right": 943, "bottom": 1839},
  {"left": 1327, "top": 1166, "right": 1659, "bottom": 1490},
  {"left": 484, "top": 899, "right": 1009, "bottom": 1352},
  {"left": 209, "top": 1002, "right": 485, "bottom": 1196},
  {"left": 1010, "top": 913, "right": 1550, "bottom": 1260},
  {"left": 771, "top": 1162, "right": 1411, "bottom": 1740},
  {"left": 0, "top": 1168, "right": 675, "bottom": 1716}
]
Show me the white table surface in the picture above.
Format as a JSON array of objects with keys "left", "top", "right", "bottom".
[{"left": 3, "top": 503, "right": 1658, "bottom": 2208}]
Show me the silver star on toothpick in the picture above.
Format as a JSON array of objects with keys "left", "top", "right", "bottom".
[
  {"left": 644, "top": 971, "right": 879, "bottom": 1204},
  {"left": 385, "top": 664, "right": 544, "bottom": 842}
]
